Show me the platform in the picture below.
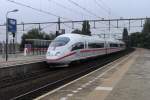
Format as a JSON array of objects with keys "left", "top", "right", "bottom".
[
  {"left": 0, "top": 54, "right": 45, "bottom": 68},
  {"left": 35, "top": 48, "right": 150, "bottom": 100}
]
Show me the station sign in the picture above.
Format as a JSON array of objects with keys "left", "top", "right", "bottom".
[{"left": 7, "top": 18, "right": 17, "bottom": 33}]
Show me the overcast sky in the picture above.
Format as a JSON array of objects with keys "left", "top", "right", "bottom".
[{"left": 0, "top": 0, "right": 150, "bottom": 42}]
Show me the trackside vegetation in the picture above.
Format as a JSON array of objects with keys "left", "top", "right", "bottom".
[{"left": 130, "top": 18, "right": 150, "bottom": 49}]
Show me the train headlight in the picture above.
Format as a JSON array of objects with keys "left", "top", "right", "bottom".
[
  {"left": 55, "top": 52, "right": 61, "bottom": 56},
  {"left": 47, "top": 52, "right": 51, "bottom": 56}
]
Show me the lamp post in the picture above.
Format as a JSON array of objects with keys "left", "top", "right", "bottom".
[{"left": 6, "top": 9, "right": 18, "bottom": 61}]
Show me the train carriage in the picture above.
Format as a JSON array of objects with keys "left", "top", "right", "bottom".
[{"left": 46, "top": 33, "right": 125, "bottom": 66}]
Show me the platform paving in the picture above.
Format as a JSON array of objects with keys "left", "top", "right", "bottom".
[
  {"left": 0, "top": 54, "right": 46, "bottom": 68},
  {"left": 35, "top": 48, "right": 150, "bottom": 100},
  {"left": 105, "top": 48, "right": 150, "bottom": 100}
]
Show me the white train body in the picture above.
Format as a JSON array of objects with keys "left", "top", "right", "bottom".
[{"left": 46, "top": 34, "right": 125, "bottom": 65}]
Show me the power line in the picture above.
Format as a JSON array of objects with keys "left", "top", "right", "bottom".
[
  {"left": 96, "top": 0, "right": 120, "bottom": 18},
  {"left": 7, "top": 0, "right": 121, "bottom": 32},
  {"left": 97, "top": 0, "right": 110, "bottom": 11},
  {"left": 67, "top": 0, "right": 103, "bottom": 19},
  {"left": 67, "top": 0, "right": 118, "bottom": 31},
  {"left": 7, "top": 0, "right": 70, "bottom": 20},
  {"left": 94, "top": 0, "right": 110, "bottom": 15},
  {"left": 48, "top": 0, "right": 89, "bottom": 17}
]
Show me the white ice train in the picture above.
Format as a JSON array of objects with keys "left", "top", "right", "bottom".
[{"left": 46, "top": 33, "right": 125, "bottom": 66}]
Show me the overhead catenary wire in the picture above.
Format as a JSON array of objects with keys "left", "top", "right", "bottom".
[
  {"left": 66, "top": 0, "right": 122, "bottom": 32},
  {"left": 67, "top": 0, "right": 103, "bottom": 19},
  {"left": 48, "top": 0, "right": 90, "bottom": 18},
  {"left": 97, "top": 0, "right": 111, "bottom": 12},
  {"left": 67, "top": 0, "right": 112, "bottom": 29},
  {"left": 96, "top": 0, "right": 121, "bottom": 18},
  {"left": 6, "top": 0, "right": 136, "bottom": 32},
  {"left": 7, "top": 0, "right": 71, "bottom": 20},
  {"left": 6, "top": 0, "right": 141, "bottom": 33},
  {"left": 94, "top": 0, "right": 110, "bottom": 15}
]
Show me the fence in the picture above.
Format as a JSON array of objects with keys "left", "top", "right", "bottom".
[
  {"left": 0, "top": 39, "right": 51, "bottom": 60},
  {"left": 0, "top": 42, "right": 3, "bottom": 55},
  {"left": 0, "top": 41, "right": 19, "bottom": 55},
  {"left": 24, "top": 39, "right": 51, "bottom": 55}
]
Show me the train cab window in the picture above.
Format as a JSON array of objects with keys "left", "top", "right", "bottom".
[
  {"left": 71, "top": 42, "right": 84, "bottom": 51},
  {"left": 50, "top": 37, "right": 70, "bottom": 47},
  {"left": 88, "top": 43, "right": 104, "bottom": 48}
]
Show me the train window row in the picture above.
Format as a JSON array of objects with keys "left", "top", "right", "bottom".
[
  {"left": 110, "top": 43, "right": 119, "bottom": 47},
  {"left": 71, "top": 42, "right": 105, "bottom": 51},
  {"left": 71, "top": 42, "right": 125, "bottom": 51},
  {"left": 109, "top": 43, "right": 125, "bottom": 47},
  {"left": 88, "top": 43, "right": 104, "bottom": 48}
]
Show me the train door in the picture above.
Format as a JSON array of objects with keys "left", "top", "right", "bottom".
[
  {"left": 105, "top": 41, "right": 109, "bottom": 54},
  {"left": 107, "top": 42, "right": 111, "bottom": 54},
  {"left": 81, "top": 41, "right": 88, "bottom": 58}
]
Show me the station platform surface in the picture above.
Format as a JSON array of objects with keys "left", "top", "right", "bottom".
[
  {"left": 35, "top": 48, "right": 150, "bottom": 100},
  {"left": 0, "top": 54, "right": 45, "bottom": 68}
]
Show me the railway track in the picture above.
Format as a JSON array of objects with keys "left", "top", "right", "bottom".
[{"left": 0, "top": 49, "right": 134, "bottom": 100}]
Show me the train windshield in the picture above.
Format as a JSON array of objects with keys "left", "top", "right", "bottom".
[{"left": 50, "top": 37, "right": 70, "bottom": 47}]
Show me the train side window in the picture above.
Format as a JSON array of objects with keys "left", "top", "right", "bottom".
[
  {"left": 96, "top": 43, "right": 104, "bottom": 48},
  {"left": 71, "top": 42, "right": 84, "bottom": 51},
  {"left": 88, "top": 43, "right": 104, "bottom": 48},
  {"left": 110, "top": 43, "right": 119, "bottom": 47},
  {"left": 88, "top": 43, "right": 94, "bottom": 48}
]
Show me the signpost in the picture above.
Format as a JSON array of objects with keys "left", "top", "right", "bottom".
[
  {"left": 6, "top": 9, "right": 18, "bottom": 61},
  {"left": 6, "top": 18, "right": 17, "bottom": 61}
]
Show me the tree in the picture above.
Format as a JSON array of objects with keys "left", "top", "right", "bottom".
[
  {"left": 20, "top": 28, "right": 51, "bottom": 49},
  {"left": 72, "top": 29, "right": 82, "bottom": 34},
  {"left": 122, "top": 27, "right": 129, "bottom": 47},
  {"left": 82, "top": 21, "right": 91, "bottom": 36},
  {"left": 130, "top": 32, "right": 141, "bottom": 47},
  {"left": 141, "top": 18, "right": 150, "bottom": 48},
  {"left": 142, "top": 18, "right": 150, "bottom": 33},
  {"left": 129, "top": 18, "right": 150, "bottom": 49},
  {"left": 71, "top": 21, "right": 91, "bottom": 36},
  {"left": 49, "top": 32, "right": 56, "bottom": 40}
]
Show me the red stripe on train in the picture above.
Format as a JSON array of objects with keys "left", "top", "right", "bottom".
[
  {"left": 80, "top": 48, "right": 106, "bottom": 52},
  {"left": 47, "top": 47, "right": 124, "bottom": 61},
  {"left": 80, "top": 47, "right": 123, "bottom": 53},
  {"left": 47, "top": 52, "right": 76, "bottom": 61}
]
